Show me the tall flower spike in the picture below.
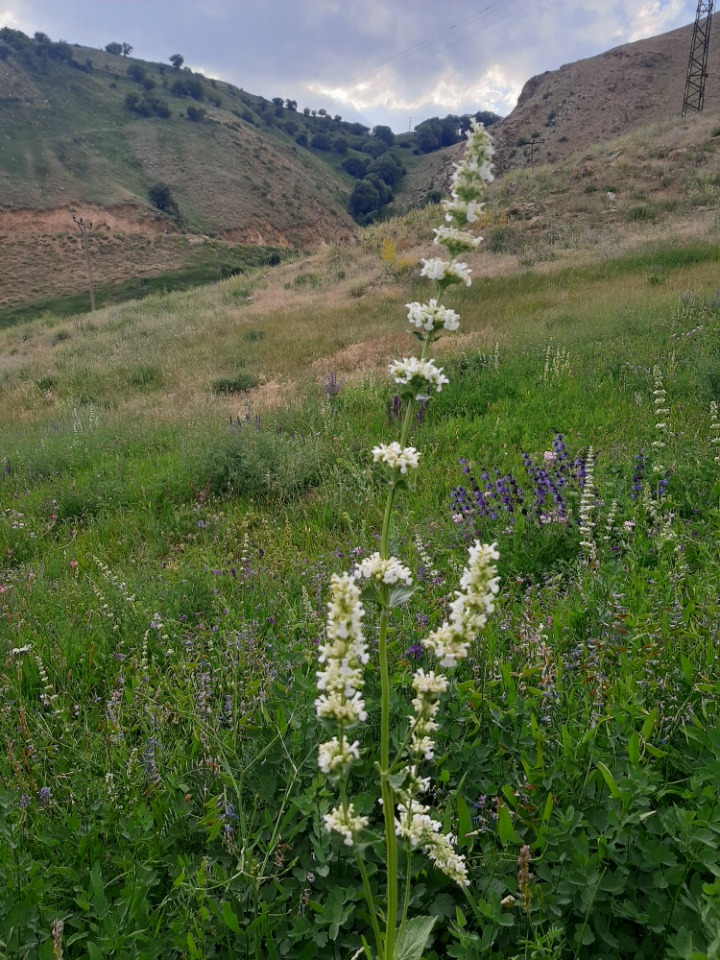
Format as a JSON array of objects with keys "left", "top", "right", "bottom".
[
  {"left": 315, "top": 573, "right": 368, "bottom": 727},
  {"left": 423, "top": 541, "right": 499, "bottom": 667}
]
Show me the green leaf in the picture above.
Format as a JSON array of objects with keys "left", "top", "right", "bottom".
[
  {"left": 389, "top": 585, "right": 416, "bottom": 608},
  {"left": 456, "top": 793, "right": 473, "bottom": 847},
  {"left": 388, "top": 770, "right": 409, "bottom": 790},
  {"left": 296, "top": 943, "right": 320, "bottom": 960},
  {"left": 680, "top": 653, "right": 694, "bottom": 685},
  {"left": 222, "top": 900, "right": 242, "bottom": 936},
  {"left": 596, "top": 761, "right": 621, "bottom": 800},
  {"left": 641, "top": 709, "right": 658, "bottom": 739},
  {"left": 396, "top": 915, "right": 436, "bottom": 960},
  {"left": 497, "top": 803, "right": 521, "bottom": 844},
  {"left": 627, "top": 731, "right": 640, "bottom": 766},
  {"left": 359, "top": 584, "right": 383, "bottom": 607}
]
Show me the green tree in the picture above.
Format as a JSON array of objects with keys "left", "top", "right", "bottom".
[
  {"left": 148, "top": 183, "right": 179, "bottom": 217},
  {"left": 310, "top": 131, "right": 332, "bottom": 151},
  {"left": 360, "top": 138, "right": 387, "bottom": 159},
  {"left": 341, "top": 156, "right": 369, "bottom": 178},
  {"left": 367, "top": 152, "right": 405, "bottom": 187},
  {"left": 348, "top": 178, "right": 381, "bottom": 218},
  {"left": 169, "top": 53, "right": 184, "bottom": 69},
  {"left": 372, "top": 124, "right": 395, "bottom": 147},
  {"left": 104, "top": 41, "right": 122, "bottom": 55},
  {"left": 126, "top": 63, "right": 145, "bottom": 82},
  {"left": 186, "top": 105, "right": 207, "bottom": 122}
]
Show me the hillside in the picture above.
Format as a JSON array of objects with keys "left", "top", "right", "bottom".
[
  {"left": 0, "top": 32, "right": 399, "bottom": 313},
  {"left": 2, "top": 19, "right": 719, "bottom": 319},
  {"left": 493, "top": 20, "right": 720, "bottom": 172}
]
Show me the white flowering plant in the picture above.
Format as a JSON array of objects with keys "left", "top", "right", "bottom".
[{"left": 315, "top": 121, "right": 499, "bottom": 960}]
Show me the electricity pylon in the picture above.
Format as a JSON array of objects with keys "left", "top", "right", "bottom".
[{"left": 682, "top": 0, "right": 715, "bottom": 115}]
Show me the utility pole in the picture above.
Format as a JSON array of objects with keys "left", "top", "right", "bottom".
[
  {"left": 682, "top": 0, "right": 714, "bottom": 115},
  {"left": 72, "top": 215, "right": 95, "bottom": 312}
]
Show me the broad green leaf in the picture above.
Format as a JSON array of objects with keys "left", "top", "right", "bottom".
[
  {"left": 396, "top": 915, "right": 436, "bottom": 960},
  {"left": 456, "top": 793, "right": 473, "bottom": 847},
  {"left": 388, "top": 770, "right": 409, "bottom": 790},
  {"left": 222, "top": 900, "right": 242, "bottom": 936},
  {"left": 497, "top": 803, "right": 522, "bottom": 844},
  {"left": 627, "top": 731, "right": 640, "bottom": 766},
  {"left": 389, "top": 585, "right": 416, "bottom": 608},
  {"left": 680, "top": 653, "right": 694, "bottom": 685},
  {"left": 641, "top": 709, "right": 658, "bottom": 739},
  {"left": 596, "top": 761, "right": 621, "bottom": 800},
  {"left": 541, "top": 792, "right": 554, "bottom": 823}
]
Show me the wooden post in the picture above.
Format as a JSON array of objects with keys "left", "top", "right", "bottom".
[
  {"left": 72, "top": 215, "right": 95, "bottom": 312},
  {"left": 528, "top": 137, "right": 546, "bottom": 169}
]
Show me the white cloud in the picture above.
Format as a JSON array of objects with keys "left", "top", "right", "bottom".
[{"left": 628, "top": 0, "right": 687, "bottom": 42}]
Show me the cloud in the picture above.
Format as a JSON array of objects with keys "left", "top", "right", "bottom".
[{"left": 627, "top": 0, "right": 688, "bottom": 41}]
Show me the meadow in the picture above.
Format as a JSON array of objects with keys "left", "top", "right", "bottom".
[{"left": 1, "top": 164, "right": 720, "bottom": 958}]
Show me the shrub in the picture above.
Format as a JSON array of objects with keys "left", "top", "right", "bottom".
[{"left": 211, "top": 372, "right": 258, "bottom": 394}]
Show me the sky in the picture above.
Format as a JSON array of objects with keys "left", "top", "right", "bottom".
[{"left": 0, "top": 0, "right": 700, "bottom": 131}]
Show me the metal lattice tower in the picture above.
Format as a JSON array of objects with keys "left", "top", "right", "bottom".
[{"left": 682, "top": 0, "right": 715, "bottom": 115}]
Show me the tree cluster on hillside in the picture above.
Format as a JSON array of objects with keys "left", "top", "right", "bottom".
[
  {"left": 148, "top": 182, "right": 180, "bottom": 218},
  {"left": 0, "top": 27, "right": 504, "bottom": 224},
  {"left": 413, "top": 110, "right": 502, "bottom": 154},
  {"left": 124, "top": 91, "right": 171, "bottom": 119},
  {"left": 0, "top": 27, "right": 91, "bottom": 72},
  {"left": 105, "top": 41, "right": 132, "bottom": 56}
]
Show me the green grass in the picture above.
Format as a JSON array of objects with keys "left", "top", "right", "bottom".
[
  {"left": 0, "top": 245, "right": 286, "bottom": 329},
  {"left": 1, "top": 234, "right": 720, "bottom": 958}
]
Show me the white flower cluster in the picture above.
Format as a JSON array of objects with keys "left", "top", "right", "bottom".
[
  {"left": 388, "top": 357, "right": 449, "bottom": 395},
  {"left": 651, "top": 366, "right": 670, "bottom": 474},
  {"left": 409, "top": 668, "right": 448, "bottom": 760},
  {"left": 711, "top": 401, "right": 720, "bottom": 465},
  {"left": 445, "top": 119, "right": 494, "bottom": 228},
  {"left": 420, "top": 258, "right": 472, "bottom": 287},
  {"left": 406, "top": 298, "right": 460, "bottom": 333},
  {"left": 372, "top": 442, "right": 421, "bottom": 474},
  {"left": 324, "top": 803, "right": 370, "bottom": 847},
  {"left": 409, "top": 122, "right": 493, "bottom": 338},
  {"left": 395, "top": 798, "right": 469, "bottom": 886},
  {"left": 423, "top": 541, "right": 500, "bottom": 667},
  {"left": 318, "top": 736, "right": 361, "bottom": 777},
  {"left": 355, "top": 553, "right": 412, "bottom": 586},
  {"left": 432, "top": 225, "right": 483, "bottom": 257},
  {"left": 578, "top": 448, "right": 597, "bottom": 564},
  {"left": 315, "top": 573, "right": 368, "bottom": 726}
]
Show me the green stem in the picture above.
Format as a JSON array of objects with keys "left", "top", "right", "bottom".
[
  {"left": 397, "top": 846, "right": 413, "bottom": 946},
  {"left": 378, "top": 605, "right": 398, "bottom": 960},
  {"left": 376, "top": 327, "right": 440, "bottom": 958},
  {"left": 354, "top": 849, "right": 384, "bottom": 958}
]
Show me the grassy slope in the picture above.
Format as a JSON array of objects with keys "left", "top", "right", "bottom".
[{"left": 1, "top": 112, "right": 720, "bottom": 959}]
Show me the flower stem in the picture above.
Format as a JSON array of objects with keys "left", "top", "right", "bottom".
[
  {"left": 378, "top": 605, "right": 398, "bottom": 959},
  {"left": 377, "top": 330, "right": 437, "bottom": 959},
  {"left": 354, "top": 849, "right": 384, "bottom": 958}
]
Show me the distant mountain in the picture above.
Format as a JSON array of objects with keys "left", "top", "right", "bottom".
[{"left": 492, "top": 20, "right": 720, "bottom": 172}]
